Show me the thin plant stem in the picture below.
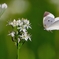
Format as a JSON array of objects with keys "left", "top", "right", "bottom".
[
  {"left": 18, "top": 43, "right": 19, "bottom": 59},
  {"left": 18, "top": 43, "right": 22, "bottom": 59}
]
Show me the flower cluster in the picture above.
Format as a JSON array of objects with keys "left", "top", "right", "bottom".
[
  {"left": 0, "top": 3, "right": 7, "bottom": 17},
  {"left": 0, "top": 3, "right": 7, "bottom": 8},
  {"left": 8, "top": 18, "right": 31, "bottom": 46}
]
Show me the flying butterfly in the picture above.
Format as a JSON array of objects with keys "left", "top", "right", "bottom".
[{"left": 43, "top": 11, "right": 59, "bottom": 31}]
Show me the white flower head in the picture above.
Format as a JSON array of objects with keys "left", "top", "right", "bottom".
[
  {"left": 9, "top": 19, "right": 18, "bottom": 27},
  {"left": 8, "top": 31, "right": 15, "bottom": 37},
  {"left": 2, "top": 3, "right": 7, "bottom": 9},
  {"left": 20, "top": 32, "right": 31, "bottom": 41},
  {"left": 8, "top": 18, "right": 31, "bottom": 46}
]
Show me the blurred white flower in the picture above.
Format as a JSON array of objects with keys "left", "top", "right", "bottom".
[
  {"left": 9, "top": 18, "right": 31, "bottom": 29},
  {"left": 23, "top": 19, "right": 31, "bottom": 29},
  {"left": 8, "top": 18, "right": 31, "bottom": 46},
  {"left": 8, "top": 31, "right": 15, "bottom": 37},
  {"left": 0, "top": 3, "right": 7, "bottom": 9},
  {"left": 2, "top": 3, "right": 7, "bottom": 9},
  {"left": 9, "top": 0, "right": 31, "bottom": 14},
  {"left": 23, "top": 19, "right": 29, "bottom": 24},
  {"left": 17, "top": 19, "right": 23, "bottom": 26},
  {"left": 18, "top": 25, "right": 26, "bottom": 32},
  {"left": 9, "top": 19, "right": 18, "bottom": 27},
  {"left": 20, "top": 32, "right": 31, "bottom": 41}
]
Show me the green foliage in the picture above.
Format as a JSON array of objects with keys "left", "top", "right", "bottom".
[{"left": 0, "top": 0, "right": 58, "bottom": 59}]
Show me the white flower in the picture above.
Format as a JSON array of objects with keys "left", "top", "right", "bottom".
[
  {"left": 20, "top": 32, "right": 31, "bottom": 41},
  {"left": 24, "top": 24, "right": 31, "bottom": 29},
  {"left": 18, "top": 25, "right": 26, "bottom": 32},
  {"left": 2, "top": 3, "right": 7, "bottom": 8},
  {"left": 18, "top": 38, "right": 20, "bottom": 43},
  {"left": 8, "top": 18, "right": 31, "bottom": 45},
  {"left": 23, "top": 19, "right": 29, "bottom": 24},
  {"left": 17, "top": 19, "right": 23, "bottom": 26},
  {"left": 23, "top": 19, "right": 31, "bottom": 29},
  {"left": 8, "top": 31, "right": 15, "bottom": 37},
  {"left": 9, "top": 19, "right": 18, "bottom": 27},
  {"left": 17, "top": 19, "right": 31, "bottom": 32}
]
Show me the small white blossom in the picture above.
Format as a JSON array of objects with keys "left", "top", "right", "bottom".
[
  {"left": 20, "top": 32, "right": 31, "bottom": 41},
  {"left": 2, "top": 3, "right": 7, "bottom": 8},
  {"left": 18, "top": 25, "right": 26, "bottom": 32},
  {"left": 9, "top": 19, "right": 18, "bottom": 27},
  {"left": 23, "top": 19, "right": 31, "bottom": 29},
  {"left": 24, "top": 24, "right": 31, "bottom": 29},
  {"left": 17, "top": 19, "right": 23, "bottom": 26},
  {"left": 8, "top": 31, "right": 15, "bottom": 37},
  {"left": 23, "top": 19, "right": 29, "bottom": 24}
]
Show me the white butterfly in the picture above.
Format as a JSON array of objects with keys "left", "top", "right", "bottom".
[{"left": 43, "top": 11, "right": 59, "bottom": 31}]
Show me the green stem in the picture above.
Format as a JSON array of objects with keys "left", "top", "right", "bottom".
[
  {"left": 18, "top": 43, "right": 22, "bottom": 59},
  {"left": 0, "top": 9, "right": 5, "bottom": 18},
  {"left": 18, "top": 44, "right": 19, "bottom": 59}
]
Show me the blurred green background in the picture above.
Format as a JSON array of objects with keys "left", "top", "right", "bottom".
[{"left": 0, "top": 0, "right": 59, "bottom": 59}]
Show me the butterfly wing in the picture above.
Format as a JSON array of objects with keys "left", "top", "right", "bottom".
[
  {"left": 54, "top": 17, "right": 59, "bottom": 21},
  {"left": 46, "top": 17, "right": 59, "bottom": 30},
  {"left": 43, "top": 12, "right": 55, "bottom": 22},
  {"left": 43, "top": 12, "right": 55, "bottom": 29}
]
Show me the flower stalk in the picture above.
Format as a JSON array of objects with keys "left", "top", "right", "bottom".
[
  {"left": 8, "top": 18, "right": 31, "bottom": 59},
  {"left": 0, "top": 3, "right": 7, "bottom": 17}
]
